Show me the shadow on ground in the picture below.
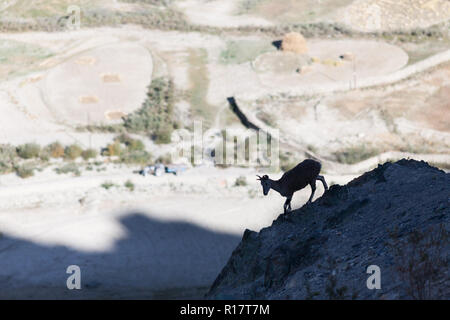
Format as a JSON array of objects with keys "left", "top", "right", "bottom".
[{"left": 0, "top": 212, "right": 241, "bottom": 299}]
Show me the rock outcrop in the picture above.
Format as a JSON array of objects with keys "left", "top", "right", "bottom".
[{"left": 207, "top": 160, "right": 449, "bottom": 299}]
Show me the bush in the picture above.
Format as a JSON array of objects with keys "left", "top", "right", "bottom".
[
  {"left": 388, "top": 224, "right": 448, "bottom": 299},
  {"left": 128, "top": 139, "right": 145, "bottom": 151},
  {"left": 101, "top": 181, "right": 117, "bottom": 190},
  {"left": 64, "top": 144, "right": 83, "bottom": 160},
  {"left": 15, "top": 164, "right": 35, "bottom": 178},
  {"left": 0, "top": 144, "right": 17, "bottom": 174},
  {"left": 16, "top": 143, "right": 41, "bottom": 159},
  {"left": 54, "top": 163, "right": 81, "bottom": 176},
  {"left": 119, "top": 150, "right": 151, "bottom": 165},
  {"left": 154, "top": 126, "right": 173, "bottom": 144},
  {"left": 156, "top": 153, "right": 172, "bottom": 165},
  {"left": 46, "top": 141, "right": 65, "bottom": 158},
  {"left": 115, "top": 134, "right": 145, "bottom": 151},
  {"left": 102, "top": 141, "right": 123, "bottom": 157},
  {"left": 81, "top": 148, "right": 98, "bottom": 160},
  {"left": 234, "top": 176, "right": 248, "bottom": 187},
  {"left": 123, "top": 77, "right": 175, "bottom": 144},
  {"left": 124, "top": 180, "right": 135, "bottom": 191},
  {"left": 333, "top": 145, "right": 379, "bottom": 164},
  {"left": 110, "top": 135, "right": 151, "bottom": 164},
  {"left": 39, "top": 151, "right": 50, "bottom": 162}
]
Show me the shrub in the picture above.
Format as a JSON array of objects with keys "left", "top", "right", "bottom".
[
  {"left": 333, "top": 145, "right": 379, "bottom": 164},
  {"left": 79, "top": 124, "right": 124, "bottom": 133},
  {"left": 115, "top": 134, "right": 145, "bottom": 151},
  {"left": 39, "top": 151, "right": 50, "bottom": 162},
  {"left": 124, "top": 180, "right": 135, "bottom": 191},
  {"left": 101, "top": 181, "right": 117, "bottom": 190},
  {"left": 64, "top": 144, "right": 83, "bottom": 160},
  {"left": 154, "top": 126, "right": 172, "bottom": 144},
  {"left": 54, "top": 163, "right": 81, "bottom": 176},
  {"left": 0, "top": 161, "right": 10, "bottom": 174},
  {"left": 123, "top": 77, "right": 175, "bottom": 144},
  {"left": 0, "top": 144, "right": 17, "bottom": 174},
  {"left": 46, "top": 141, "right": 65, "bottom": 158},
  {"left": 119, "top": 150, "right": 151, "bottom": 165},
  {"left": 102, "top": 141, "right": 123, "bottom": 157},
  {"left": 110, "top": 135, "right": 151, "bottom": 164},
  {"left": 16, "top": 143, "right": 41, "bottom": 159},
  {"left": 15, "top": 164, "right": 35, "bottom": 178},
  {"left": 234, "top": 176, "right": 248, "bottom": 187},
  {"left": 156, "top": 153, "right": 172, "bottom": 164},
  {"left": 81, "top": 148, "right": 98, "bottom": 160},
  {"left": 128, "top": 139, "right": 145, "bottom": 151},
  {"left": 388, "top": 224, "right": 448, "bottom": 299}
]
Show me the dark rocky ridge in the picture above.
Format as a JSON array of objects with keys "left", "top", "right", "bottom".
[{"left": 206, "top": 160, "right": 449, "bottom": 299}]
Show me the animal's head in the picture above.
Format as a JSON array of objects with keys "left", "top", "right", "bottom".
[{"left": 257, "top": 175, "right": 270, "bottom": 196}]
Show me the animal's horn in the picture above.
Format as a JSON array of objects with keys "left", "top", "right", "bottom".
[{"left": 256, "top": 175, "right": 262, "bottom": 180}]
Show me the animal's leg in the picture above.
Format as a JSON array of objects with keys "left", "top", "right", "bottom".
[
  {"left": 317, "top": 175, "right": 328, "bottom": 190},
  {"left": 283, "top": 198, "right": 288, "bottom": 214},
  {"left": 307, "top": 181, "right": 316, "bottom": 203},
  {"left": 283, "top": 196, "right": 292, "bottom": 214}
]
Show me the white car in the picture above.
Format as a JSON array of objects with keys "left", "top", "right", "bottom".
[{"left": 140, "top": 164, "right": 165, "bottom": 177}]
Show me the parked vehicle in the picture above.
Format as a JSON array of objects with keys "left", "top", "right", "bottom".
[
  {"left": 165, "top": 165, "right": 188, "bottom": 176},
  {"left": 139, "top": 164, "right": 187, "bottom": 177}
]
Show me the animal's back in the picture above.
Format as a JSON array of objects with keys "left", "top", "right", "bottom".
[{"left": 281, "top": 159, "right": 321, "bottom": 192}]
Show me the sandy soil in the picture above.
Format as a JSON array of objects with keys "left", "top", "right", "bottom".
[
  {"left": 43, "top": 42, "right": 152, "bottom": 124},
  {"left": 340, "top": 0, "right": 450, "bottom": 32},
  {"left": 174, "top": 0, "right": 273, "bottom": 27},
  {"left": 175, "top": 0, "right": 450, "bottom": 32},
  {"left": 253, "top": 39, "right": 409, "bottom": 92}
]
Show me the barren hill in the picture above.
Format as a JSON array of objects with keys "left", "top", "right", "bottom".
[{"left": 207, "top": 159, "right": 449, "bottom": 299}]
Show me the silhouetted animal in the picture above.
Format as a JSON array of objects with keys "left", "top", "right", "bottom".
[{"left": 257, "top": 159, "right": 328, "bottom": 213}]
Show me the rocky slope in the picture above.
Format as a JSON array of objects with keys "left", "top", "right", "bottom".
[{"left": 206, "top": 160, "right": 449, "bottom": 299}]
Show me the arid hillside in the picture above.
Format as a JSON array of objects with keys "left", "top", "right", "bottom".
[{"left": 207, "top": 160, "right": 449, "bottom": 299}]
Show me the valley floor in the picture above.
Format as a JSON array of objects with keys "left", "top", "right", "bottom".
[{"left": 0, "top": 164, "right": 340, "bottom": 299}]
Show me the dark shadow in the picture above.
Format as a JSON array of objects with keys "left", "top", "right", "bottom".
[
  {"left": 0, "top": 212, "right": 241, "bottom": 299},
  {"left": 227, "top": 97, "right": 260, "bottom": 131},
  {"left": 272, "top": 40, "right": 282, "bottom": 50}
]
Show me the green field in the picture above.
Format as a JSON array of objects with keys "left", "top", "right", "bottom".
[{"left": 220, "top": 40, "right": 275, "bottom": 65}]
